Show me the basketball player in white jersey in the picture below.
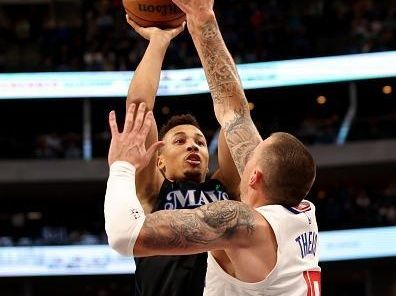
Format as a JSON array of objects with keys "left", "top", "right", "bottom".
[{"left": 105, "top": 104, "right": 321, "bottom": 296}]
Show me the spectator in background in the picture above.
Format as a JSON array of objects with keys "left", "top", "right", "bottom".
[
  {"left": 34, "top": 133, "right": 62, "bottom": 159},
  {"left": 64, "top": 133, "right": 82, "bottom": 159}
]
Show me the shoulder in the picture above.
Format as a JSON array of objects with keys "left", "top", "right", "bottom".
[
  {"left": 199, "top": 201, "right": 262, "bottom": 239},
  {"left": 198, "top": 201, "right": 272, "bottom": 249},
  {"left": 209, "top": 176, "right": 240, "bottom": 201},
  {"left": 136, "top": 169, "right": 164, "bottom": 200},
  {"left": 197, "top": 201, "right": 255, "bottom": 229},
  {"left": 203, "top": 178, "right": 226, "bottom": 190}
]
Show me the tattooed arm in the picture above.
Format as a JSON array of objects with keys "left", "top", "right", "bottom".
[
  {"left": 133, "top": 200, "right": 262, "bottom": 256},
  {"left": 172, "top": 0, "right": 262, "bottom": 175}
]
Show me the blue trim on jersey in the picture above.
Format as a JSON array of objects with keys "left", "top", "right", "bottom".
[
  {"left": 286, "top": 207, "right": 302, "bottom": 214},
  {"left": 286, "top": 201, "right": 311, "bottom": 214}
]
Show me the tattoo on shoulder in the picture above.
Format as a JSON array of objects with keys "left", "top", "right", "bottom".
[
  {"left": 200, "top": 201, "right": 255, "bottom": 239},
  {"left": 140, "top": 201, "right": 255, "bottom": 250}
]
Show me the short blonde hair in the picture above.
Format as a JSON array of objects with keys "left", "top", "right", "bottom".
[{"left": 259, "top": 132, "right": 316, "bottom": 207}]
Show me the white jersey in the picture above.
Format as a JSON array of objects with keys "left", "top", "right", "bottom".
[{"left": 204, "top": 200, "right": 321, "bottom": 296}]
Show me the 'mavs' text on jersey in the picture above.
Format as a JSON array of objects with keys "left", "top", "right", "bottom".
[{"left": 164, "top": 189, "right": 229, "bottom": 209}]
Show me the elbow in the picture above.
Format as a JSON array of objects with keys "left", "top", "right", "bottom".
[
  {"left": 106, "top": 231, "right": 130, "bottom": 257},
  {"left": 105, "top": 217, "right": 146, "bottom": 257},
  {"left": 214, "top": 107, "right": 230, "bottom": 127},
  {"left": 220, "top": 108, "right": 252, "bottom": 127}
]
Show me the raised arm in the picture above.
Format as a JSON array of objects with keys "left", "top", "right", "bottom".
[
  {"left": 126, "top": 16, "right": 184, "bottom": 110},
  {"left": 125, "top": 16, "right": 184, "bottom": 211},
  {"left": 172, "top": 0, "right": 262, "bottom": 176}
]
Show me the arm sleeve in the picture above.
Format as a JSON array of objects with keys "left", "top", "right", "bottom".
[{"left": 104, "top": 161, "right": 146, "bottom": 257}]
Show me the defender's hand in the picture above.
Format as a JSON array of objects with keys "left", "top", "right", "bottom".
[
  {"left": 126, "top": 14, "right": 185, "bottom": 43},
  {"left": 108, "top": 103, "right": 164, "bottom": 171},
  {"left": 171, "top": 0, "right": 215, "bottom": 29}
]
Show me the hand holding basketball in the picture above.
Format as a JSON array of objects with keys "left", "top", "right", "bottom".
[
  {"left": 126, "top": 14, "right": 185, "bottom": 43},
  {"left": 123, "top": 0, "right": 185, "bottom": 28}
]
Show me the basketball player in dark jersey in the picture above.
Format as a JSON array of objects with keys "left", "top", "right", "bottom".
[{"left": 124, "top": 16, "right": 240, "bottom": 296}]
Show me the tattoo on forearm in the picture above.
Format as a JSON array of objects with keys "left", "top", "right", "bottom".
[
  {"left": 223, "top": 104, "right": 262, "bottom": 175},
  {"left": 195, "top": 20, "right": 261, "bottom": 174},
  {"left": 140, "top": 201, "right": 255, "bottom": 251},
  {"left": 199, "top": 20, "right": 245, "bottom": 110}
]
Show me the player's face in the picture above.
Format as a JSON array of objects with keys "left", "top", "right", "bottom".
[{"left": 158, "top": 125, "right": 209, "bottom": 183}]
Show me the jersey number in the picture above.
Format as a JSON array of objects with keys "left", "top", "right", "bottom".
[{"left": 303, "top": 270, "right": 321, "bottom": 296}]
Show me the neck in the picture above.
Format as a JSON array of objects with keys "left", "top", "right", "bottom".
[
  {"left": 243, "top": 189, "right": 272, "bottom": 208},
  {"left": 166, "top": 174, "right": 205, "bottom": 184}
]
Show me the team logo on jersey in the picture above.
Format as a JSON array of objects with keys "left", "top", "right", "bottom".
[
  {"left": 130, "top": 208, "right": 143, "bottom": 219},
  {"left": 164, "top": 189, "right": 229, "bottom": 210}
]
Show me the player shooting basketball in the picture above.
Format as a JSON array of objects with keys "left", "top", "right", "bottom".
[{"left": 120, "top": 11, "right": 240, "bottom": 296}]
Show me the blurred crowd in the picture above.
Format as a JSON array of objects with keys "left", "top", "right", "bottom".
[
  {"left": 34, "top": 132, "right": 82, "bottom": 159},
  {"left": 312, "top": 182, "right": 396, "bottom": 230},
  {"left": 0, "top": 228, "right": 106, "bottom": 247},
  {"left": 0, "top": 105, "right": 394, "bottom": 159},
  {"left": 1, "top": 0, "right": 396, "bottom": 72}
]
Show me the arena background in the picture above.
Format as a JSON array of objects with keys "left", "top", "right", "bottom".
[{"left": 0, "top": 0, "right": 395, "bottom": 295}]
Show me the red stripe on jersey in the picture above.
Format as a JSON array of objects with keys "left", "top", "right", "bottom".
[{"left": 292, "top": 201, "right": 311, "bottom": 213}]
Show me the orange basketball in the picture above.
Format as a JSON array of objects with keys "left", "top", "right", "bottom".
[{"left": 123, "top": 0, "right": 185, "bottom": 28}]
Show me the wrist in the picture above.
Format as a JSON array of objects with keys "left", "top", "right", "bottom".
[
  {"left": 188, "top": 10, "right": 216, "bottom": 33},
  {"left": 110, "top": 161, "right": 136, "bottom": 175},
  {"left": 149, "top": 34, "right": 171, "bottom": 49}
]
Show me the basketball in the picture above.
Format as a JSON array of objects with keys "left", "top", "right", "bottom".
[{"left": 122, "top": 0, "right": 185, "bottom": 28}]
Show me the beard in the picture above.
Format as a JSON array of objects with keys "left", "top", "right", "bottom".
[{"left": 183, "top": 169, "right": 203, "bottom": 183}]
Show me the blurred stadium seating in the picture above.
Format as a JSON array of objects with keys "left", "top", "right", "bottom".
[{"left": 1, "top": 0, "right": 396, "bottom": 72}]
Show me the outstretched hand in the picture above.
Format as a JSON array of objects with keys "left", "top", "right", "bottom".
[
  {"left": 108, "top": 103, "right": 164, "bottom": 171},
  {"left": 171, "top": 0, "right": 215, "bottom": 30},
  {"left": 126, "top": 14, "right": 185, "bottom": 43},
  {"left": 171, "top": 0, "right": 213, "bottom": 16}
]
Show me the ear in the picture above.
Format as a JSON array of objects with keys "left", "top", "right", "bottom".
[
  {"left": 157, "top": 154, "right": 166, "bottom": 172},
  {"left": 249, "top": 169, "right": 263, "bottom": 189}
]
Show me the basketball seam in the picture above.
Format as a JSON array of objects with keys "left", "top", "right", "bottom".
[{"left": 125, "top": 7, "right": 185, "bottom": 23}]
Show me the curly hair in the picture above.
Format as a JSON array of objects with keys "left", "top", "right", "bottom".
[{"left": 158, "top": 114, "right": 201, "bottom": 140}]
